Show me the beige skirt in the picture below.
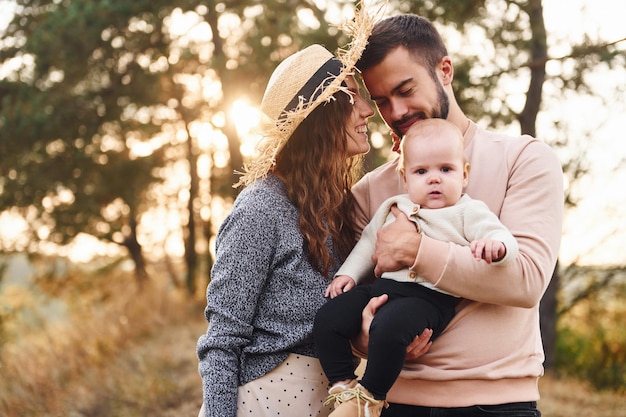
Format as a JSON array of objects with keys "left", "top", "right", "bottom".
[{"left": 198, "top": 353, "right": 332, "bottom": 417}]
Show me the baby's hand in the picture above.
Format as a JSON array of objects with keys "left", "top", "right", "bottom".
[
  {"left": 470, "top": 239, "right": 506, "bottom": 264},
  {"left": 325, "top": 275, "right": 356, "bottom": 298}
]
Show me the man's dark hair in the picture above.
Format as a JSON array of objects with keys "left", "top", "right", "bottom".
[{"left": 357, "top": 14, "right": 448, "bottom": 76}]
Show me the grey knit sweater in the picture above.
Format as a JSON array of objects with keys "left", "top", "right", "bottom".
[{"left": 197, "top": 175, "right": 339, "bottom": 417}]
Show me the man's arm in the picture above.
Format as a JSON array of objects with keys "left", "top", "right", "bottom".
[
  {"left": 360, "top": 140, "right": 563, "bottom": 308},
  {"left": 427, "top": 140, "right": 563, "bottom": 307}
]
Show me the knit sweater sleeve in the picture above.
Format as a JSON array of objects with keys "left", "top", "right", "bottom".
[
  {"left": 461, "top": 196, "right": 519, "bottom": 265},
  {"left": 197, "top": 185, "right": 278, "bottom": 417},
  {"left": 337, "top": 196, "right": 399, "bottom": 283}
]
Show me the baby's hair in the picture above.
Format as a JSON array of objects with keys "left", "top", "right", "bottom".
[{"left": 397, "top": 119, "right": 465, "bottom": 173}]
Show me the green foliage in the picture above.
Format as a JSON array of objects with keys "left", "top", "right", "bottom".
[
  {"left": 555, "top": 282, "right": 626, "bottom": 392},
  {"left": 0, "top": 0, "right": 185, "bottom": 255},
  {"left": 1, "top": 0, "right": 624, "bottom": 290},
  {"left": 0, "top": 0, "right": 357, "bottom": 278}
]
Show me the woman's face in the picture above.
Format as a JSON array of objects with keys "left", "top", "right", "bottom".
[{"left": 344, "top": 75, "right": 374, "bottom": 157}]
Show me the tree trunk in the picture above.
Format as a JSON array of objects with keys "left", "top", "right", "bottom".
[
  {"left": 519, "top": 0, "right": 547, "bottom": 137},
  {"left": 124, "top": 217, "right": 149, "bottom": 287},
  {"left": 184, "top": 122, "right": 199, "bottom": 296},
  {"left": 205, "top": 6, "right": 243, "bottom": 199},
  {"left": 518, "top": 0, "right": 557, "bottom": 369},
  {"left": 540, "top": 262, "right": 559, "bottom": 369}
]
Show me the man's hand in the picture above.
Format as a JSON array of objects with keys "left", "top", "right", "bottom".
[
  {"left": 352, "top": 294, "right": 432, "bottom": 359},
  {"left": 406, "top": 328, "right": 433, "bottom": 361},
  {"left": 372, "top": 206, "right": 421, "bottom": 277},
  {"left": 358, "top": 294, "right": 388, "bottom": 350}
]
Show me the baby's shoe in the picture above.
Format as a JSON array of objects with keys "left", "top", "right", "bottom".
[
  {"left": 325, "top": 382, "right": 388, "bottom": 417},
  {"left": 324, "top": 379, "right": 358, "bottom": 409}
]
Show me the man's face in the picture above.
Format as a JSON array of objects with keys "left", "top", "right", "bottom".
[{"left": 362, "top": 46, "right": 449, "bottom": 137}]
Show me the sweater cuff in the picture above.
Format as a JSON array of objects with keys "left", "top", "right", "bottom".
[{"left": 411, "top": 235, "right": 450, "bottom": 287}]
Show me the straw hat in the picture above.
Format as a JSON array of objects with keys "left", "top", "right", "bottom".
[{"left": 235, "top": 3, "right": 376, "bottom": 187}]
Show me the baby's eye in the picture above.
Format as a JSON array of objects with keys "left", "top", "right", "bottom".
[
  {"left": 417, "top": 168, "right": 427, "bottom": 175},
  {"left": 441, "top": 167, "right": 451, "bottom": 172}
]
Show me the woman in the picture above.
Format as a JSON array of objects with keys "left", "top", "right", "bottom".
[{"left": 196, "top": 11, "right": 377, "bottom": 416}]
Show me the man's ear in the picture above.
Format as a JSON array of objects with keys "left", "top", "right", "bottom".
[
  {"left": 439, "top": 56, "right": 453, "bottom": 86},
  {"left": 391, "top": 132, "right": 401, "bottom": 153}
]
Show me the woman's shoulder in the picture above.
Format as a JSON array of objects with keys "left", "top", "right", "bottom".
[
  {"left": 235, "top": 175, "right": 289, "bottom": 204},
  {"left": 217, "top": 176, "right": 296, "bottom": 242},
  {"left": 235, "top": 175, "right": 292, "bottom": 210}
]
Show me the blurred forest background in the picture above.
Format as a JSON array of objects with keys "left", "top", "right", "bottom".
[{"left": 0, "top": 0, "right": 625, "bottom": 415}]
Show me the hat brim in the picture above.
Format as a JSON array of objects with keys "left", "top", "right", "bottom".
[{"left": 235, "top": 2, "right": 377, "bottom": 187}]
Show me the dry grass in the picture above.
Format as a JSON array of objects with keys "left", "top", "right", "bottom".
[
  {"left": 1, "top": 265, "right": 624, "bottom": 417},
  {"left": 0, "top": 266, "right": 205, "bottom": 417},
  {"left": 539, "top": 371, "right": 626, "bottom": 417}
]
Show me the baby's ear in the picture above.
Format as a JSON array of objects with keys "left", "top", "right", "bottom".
[
  {"left": 399, "top": 169, "right": 409, "bottom": 190},
  {"left": 463, "top": 162, "right": 471, "bottom": 186}
]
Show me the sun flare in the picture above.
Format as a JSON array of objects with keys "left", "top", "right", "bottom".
[{"left": 229, "top": 98, "right": 262, "bottom": 158}]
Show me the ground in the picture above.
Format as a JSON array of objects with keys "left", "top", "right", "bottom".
[{"left": 167, "top": 312, "right": 626, "bottom": 417}]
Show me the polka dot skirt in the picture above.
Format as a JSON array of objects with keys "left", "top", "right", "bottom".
[{"left": 236, "top": 353, "right": 331, "bottom": 416}]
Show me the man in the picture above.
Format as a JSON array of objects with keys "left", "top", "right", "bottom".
[{"left": 351, "top": 14, "right": 563, "bottom": 417}]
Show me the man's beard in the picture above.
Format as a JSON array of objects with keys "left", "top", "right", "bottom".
[{"left": 391, "top": 82, "right": 450, "bottom": 137}]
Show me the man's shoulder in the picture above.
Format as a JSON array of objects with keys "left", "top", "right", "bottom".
[
  {"left": 354, "top": 159, "right": 405, "bottom": 202},
  {"left": 352, "top": 158, "right": 406, "bottom": 228},
  {"left": 362, "top": 157, "right": 401, "bottom": 178},
  {"left": 473, "top": 125, "right": 555, "bottom": 156},
  {"left": 470, "top": 124, "right": 559, "bottom": 167},
  {"left": 473, "top": 125, "right": 534, "bottom": 148},
  {"left": 356, "top": 158, "right": 403, "bottom": 189}
]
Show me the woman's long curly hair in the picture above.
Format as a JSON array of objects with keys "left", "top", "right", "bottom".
[{"left": 275, "top": 91, "right": 362, "bottom": 280}]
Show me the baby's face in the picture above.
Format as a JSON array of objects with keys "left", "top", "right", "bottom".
[{"left": 401, "top": 131, "right": 469, "bottom": 209}]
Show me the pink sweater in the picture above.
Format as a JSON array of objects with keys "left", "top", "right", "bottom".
[{"left": 352, "top": 121, "right": 563, "bottom": 407}]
